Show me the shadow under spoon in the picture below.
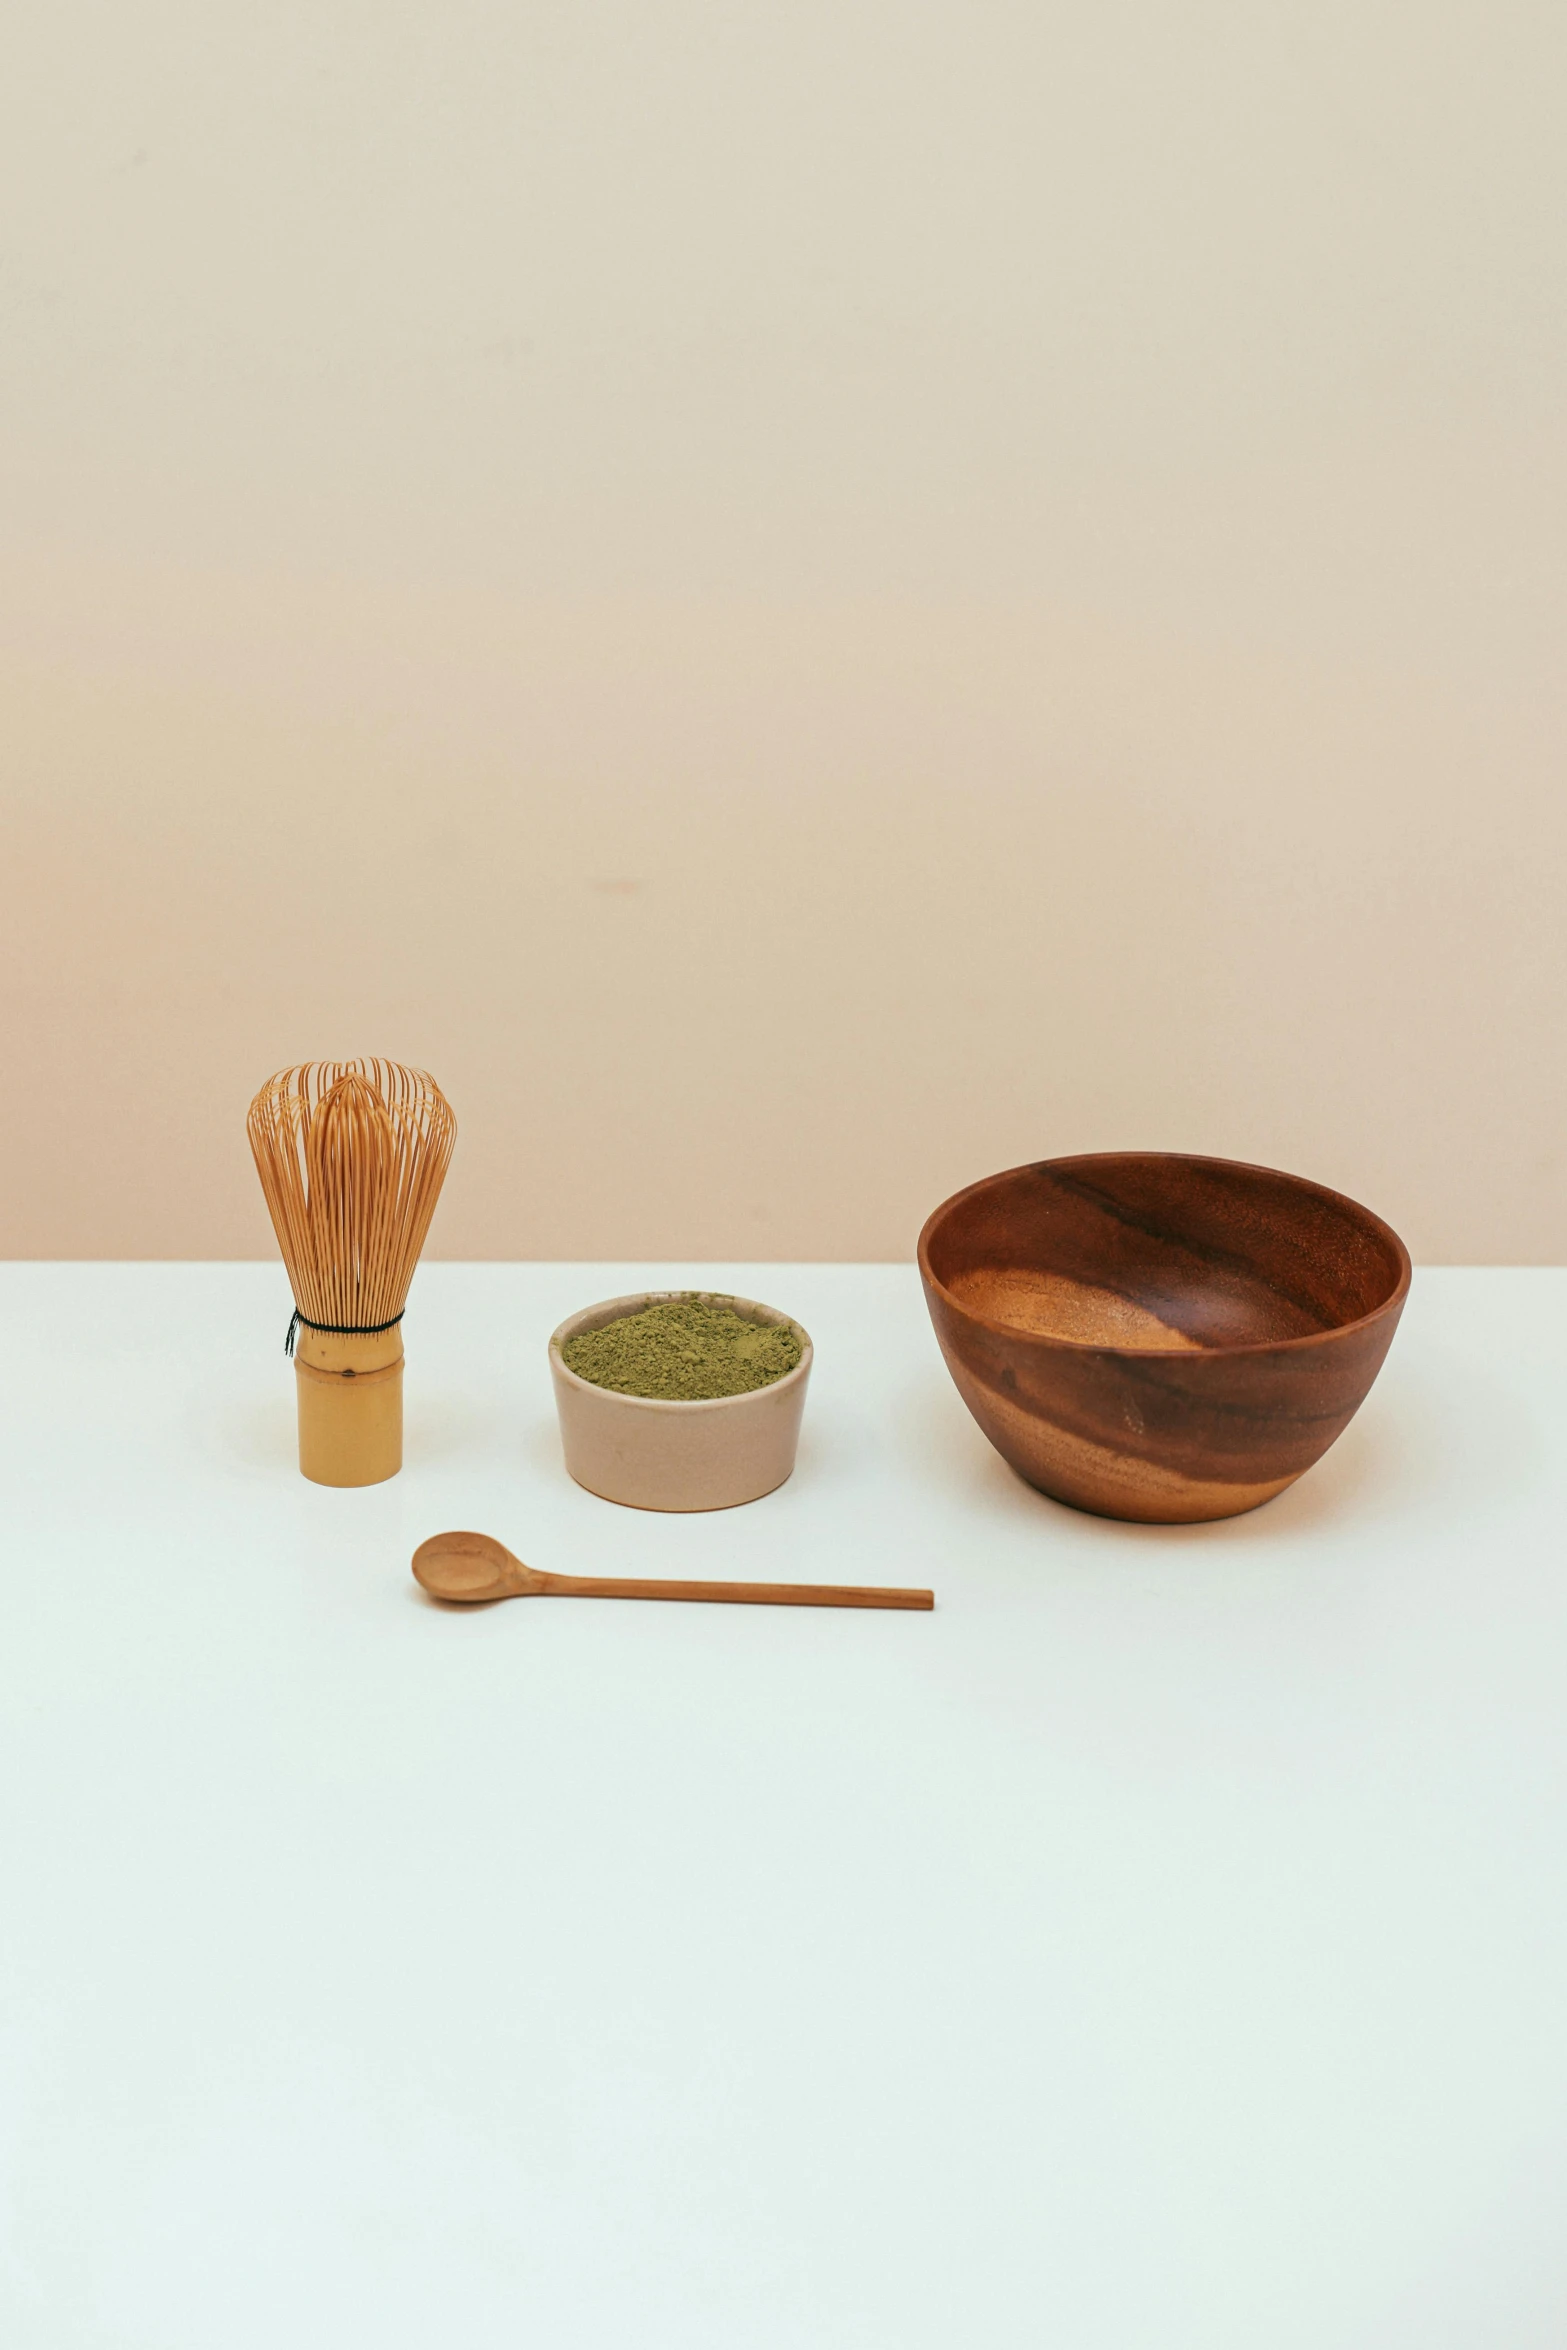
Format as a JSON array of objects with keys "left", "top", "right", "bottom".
[{"left": 413, "top": 1531, "right": 935, "bottom": 1611}]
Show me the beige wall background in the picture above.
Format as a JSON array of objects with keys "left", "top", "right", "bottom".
[{"left": 2, "top": 0, "right": 1563, "bottom": 1263}]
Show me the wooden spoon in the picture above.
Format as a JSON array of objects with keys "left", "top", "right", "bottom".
[{"left": 413, "top": 1530, "right": 934, "bottom": 1611}]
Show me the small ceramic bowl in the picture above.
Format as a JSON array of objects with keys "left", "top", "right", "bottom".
[
  {"left": 919, "top": 1153, "right": 1410, "bottom": 1524},
  {"left": 549, "top": 1291, "right": 813, "bottom": 1512}
]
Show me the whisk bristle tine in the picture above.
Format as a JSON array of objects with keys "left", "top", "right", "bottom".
[{"left": 246, "top": 1059, "right": 456, "bottom": 1328}]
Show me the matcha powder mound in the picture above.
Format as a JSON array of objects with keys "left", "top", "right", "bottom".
[{"left": 562, "top": 1295, "right": 804, "bottom": 1401}]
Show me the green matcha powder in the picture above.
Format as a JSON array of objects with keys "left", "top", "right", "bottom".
[{"left": 562, "top": 1295, "right": 803, "bottom": 1401}]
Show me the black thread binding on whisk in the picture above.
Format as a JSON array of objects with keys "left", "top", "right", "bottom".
[{"left": 286, "top": 1309, "right": 405, "bottom": 1357}]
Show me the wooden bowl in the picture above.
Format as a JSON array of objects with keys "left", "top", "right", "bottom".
[{"left": 918, "top": 1154, "right": 1410, "bottom": 1524}]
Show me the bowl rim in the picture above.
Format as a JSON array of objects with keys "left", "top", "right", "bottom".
[
  {"left": 917, "top": 1150, "right": 1412, "bottom": 1361},
  {"left": 548, "top": 1289, "right": 814, "bottom": 1411}
]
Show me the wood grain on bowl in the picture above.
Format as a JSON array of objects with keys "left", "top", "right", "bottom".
[{"left": 918, "top": 1154, "right": 1410, "bottom": 1524}]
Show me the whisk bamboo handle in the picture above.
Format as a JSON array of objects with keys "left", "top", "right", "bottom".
[
  {"left": 294, "top": 1324, "right": 404, "bottom": 1486},
  {"left": 535, "top": 1571, "right": 933, "bottom": 1610}
]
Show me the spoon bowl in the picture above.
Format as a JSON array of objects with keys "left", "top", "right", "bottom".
[{"left": 413, "top": 1531, "right": 544, "bottom": 1603}]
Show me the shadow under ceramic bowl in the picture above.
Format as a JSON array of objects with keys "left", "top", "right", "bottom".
[
  {"left": 548, "top": 1291, "right": 813, "bottom": 1512},
  {"left": 918, "top": 1152, "right": 1410, "bottom": 1524}
]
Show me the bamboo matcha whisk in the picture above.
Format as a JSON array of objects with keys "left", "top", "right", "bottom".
[{"left": 247, "top": 1060, "right": 456, "bottom": 1487}]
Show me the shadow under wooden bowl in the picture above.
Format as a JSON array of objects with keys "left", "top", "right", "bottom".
[{"left": 918, "top": 1153, "right": 1410, "bottom": 1525}]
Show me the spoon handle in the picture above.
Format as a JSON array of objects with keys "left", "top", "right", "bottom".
[{"left": 535, "top": 1572, "right": 933, "bottom": 1611}]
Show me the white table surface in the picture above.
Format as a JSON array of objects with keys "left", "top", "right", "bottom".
[{"left": 1, "top": 1262, "right": 1564, "bottom": 2349}]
